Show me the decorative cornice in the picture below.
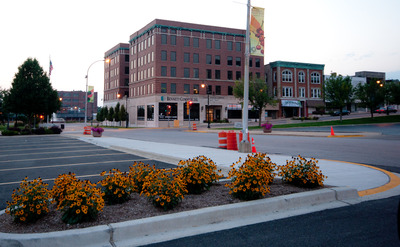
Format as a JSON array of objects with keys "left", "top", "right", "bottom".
[{"left": 269, "top": 61, "right": 325, "bottom": 70}]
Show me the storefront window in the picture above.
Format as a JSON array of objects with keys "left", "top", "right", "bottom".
[
  {"left": 147, "top": 105, "right": 154, "bottom": 121},
  {"left": 184, "top": 103, "right": 200, "bottom": 121},
  {"left": 159, "top": 103, "right": 177, "bottom": 121},
  {"left": 137, "top": 105, "right": 145, "bottom": 121}
]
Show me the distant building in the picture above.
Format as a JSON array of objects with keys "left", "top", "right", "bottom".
[
  {"left": 265, "top": 61, "right": 325, "bottom": 118},
  {"left": 354, "top": 71, "right": 385, "bottom": 84},
  {"left": 57, "top": 91, "right": 98, "bottom": 121}
]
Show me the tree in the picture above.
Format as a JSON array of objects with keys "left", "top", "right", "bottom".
[
  {"left": 96, "top": 107, "right": 104, "bottom": 122},
  {"left": 3, "top": 58, "right": 60, "bottom": 125},
  {"left": 324, "top": 75, "right": 353, "bottom": 121},
  {"left": 119, "top": 105, "right": 127, "bottom": 122},
  {"left": 108, "top": 107, "right": 114, "bottom": 122},
  {"left": 0, "top": 88, "right": 9, "bottom": 124},
  {"left": 114, "top": 103, "right": 120, "bottom": 125},
  {"left": 386, "top": 81, "right": 400, "bottom": 106},
  {"left": 354, "top": 79, "right": 384, "bottom": 118},
  {"left": 233, "top": 79, "right": 275, "bottom": 126}
]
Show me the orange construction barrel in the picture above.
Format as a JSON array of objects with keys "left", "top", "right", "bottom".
[
  {"left": 218, "top": 131, "right": 227, "bottom": 149},
  {"left": 226, "top": 131, "right": 238, "bottom": 151},
  {"left": 83, "top": 126, "right": 91, "bottom": 135}
]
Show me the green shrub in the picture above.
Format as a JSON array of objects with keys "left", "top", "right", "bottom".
[
  {"left": 99, "top": 169, "right": 133, "bottom": 205},
  {"left": 1, "top": 130, "right": 19, "bottom": 136}
]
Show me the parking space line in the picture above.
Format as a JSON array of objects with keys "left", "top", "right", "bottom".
[
  {"left": 0, "top": 153, "right": 130, "bottom": 163},
  {"left": 0, "top": 148, "right": 108, "bottom": 158},
  {"left": 0, "top": 144, "right": 95, "bottom": 153},
  {"left": 0, "top": 174, "right": 103, "bottom": 186},
  {"left": 0, "top": 159, "right": 151, "bottom": 173}
]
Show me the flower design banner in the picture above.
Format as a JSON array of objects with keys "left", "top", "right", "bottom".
[{"left": 250, "top": 7, "right": 265, "bottom": 57}]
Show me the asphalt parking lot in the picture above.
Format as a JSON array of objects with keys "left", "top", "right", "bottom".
[{"left": 0, "top": 135, "right": 176, "bottom": 210}]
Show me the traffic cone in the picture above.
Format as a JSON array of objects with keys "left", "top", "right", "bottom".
[
  {"left": 251, "top": 138, "right": 257, "bottom": 153},
  {"left": 330, "top": 126, "right": 335, "bottom": 136}
]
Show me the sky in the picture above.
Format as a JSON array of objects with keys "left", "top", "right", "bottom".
[{"left": 1, "top": 0, "right": 399, "bottom": 105}]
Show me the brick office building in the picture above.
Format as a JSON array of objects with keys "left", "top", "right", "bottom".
[
  {"left": 265, "top": 61, "right": 325, "bottom": 118},
  {"left": 57, "top": 90, "right": 98, "bottom": 121},
  {"left": 104, "top": 43, "right": 130, "bottom": 106},
  {"left": 104, "top": 19, "right": 264, "bottom": 127}
]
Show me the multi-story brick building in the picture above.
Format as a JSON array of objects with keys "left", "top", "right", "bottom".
[
  {"left": 104, "top": 19, "right": 264, "bottom": 127},
  {"left": 57, "top": 90, "right": 98, "bottom": 121},
  {"left": 265, "top": 61, "right": 325, "bottom": 118},
  {"left": 104, "top": 43, "right": 130, "bottom": 104}
]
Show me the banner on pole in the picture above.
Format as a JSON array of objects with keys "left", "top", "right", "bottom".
[
  {"left": 87, "top": 86, "right": 94, "bottom": 103},
  {"left": 250, "top": 7, "right": 265, "bottom": 57}
]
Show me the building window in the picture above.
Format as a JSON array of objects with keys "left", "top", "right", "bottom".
[
  {"left": 184, "top": 84, "right": 190, "bottom": 94},
  {"left": 206, "top": 39, "right": 212, "bottom": 49},
  {"left": 161, "top": 34, "right": 167, "bottom": 44},
  {"left": 170, "top": 51, "right": 176, "bottom": 61},
  {"left": 311, "top": 72, "right": 320, "bottom": 84},
  {"left": 249, "top": 58, "right": 253, "bottom": 67},
  {"left": 170, "top": 35, "right": 176, "bottom": 45},
  {"left": 216, "top": 85, "right": 221, "bottom": 95},
  {"left": 227, "top": 41, "right": 233, "bottom": 51},
  {"left": 147, "top": 105, "right": 154, "bottom": 121},
  {"left": 161, "top": 50, "right": 167, "bottom": 61},
  {"left": 215, "top": 40, "right": 221, "bottom": 49},
  {"left": 235, "top": 42, "right": 241, "bottom": 51},
  {"left": 161, "top": 66, "right": 167, "bottom": 76},
  {"left": 184, "top": 68, "right": 190, "bottom": 78},
  {"left": 124, "top": 78, "right": 129, "bottom": 86},
  {"left": 125, "top": 67, "right": 129, "bottom": 74},
  {"left": 273, "top": 72, "right": 277, "bottom": 82},
  {"left": 193, "top": 84, "right": 199, "bottom": 94},
  {"left": 227, "top": 56, "right": 233, "bottom": 66},
  {"left": 171, "top": 67, "right": 176, "bottom": 77},
  {"left": 227, "top": 71, "right": 233, "bottom": 80},
  {"left": 161, "top": 83, "right": 167, "bottom": 93},
  {"left": 215, "top": 55, "right": 221, "bottom": 65},
  {"left": 184, "top": 37, "right": 190, "bottom": 47},
  {"left": 184, "top": 53, "right": 190, "bottom": 63},
  {"left": 282, "top": 70, "right": 292, "bottom": 82},
  {"left": 193, "top": 38, "right": 199, "bottom": 48},
  {"left": 207, "top": 69, "right": 212, "bottom": 79},
  {"left": 236, "top": 71, "right": 241, "bottom": 80},
  {"left": 206, "top": 54, "right": 212, "bottom": 64},
  {"left": 137, "top": 105, "right": 145, "bottom": 121},
  {"left": 299, "top": 87, "right": 305, "bottom": 98},
  {"left": 228, "top": 86, "right": 233, "bottom": 95},
  {"left": 255, "top": 58, "right": 260, "bottom": 67},
  {"left": 125, "top": 55, "right": 129, "bottom": 62},
  {"left": 298, "top": 71, "right": 305, "bottom": 83},
  {"left": 282, "top": 87, "right": 293, "bottom": 97},
  {"left": 256, "top": 72, "right": 260, "bottom": 79},
  {"left": 215, "top": 70, "right": 221, "bottom": 79},
  {"left": 236, "top": 57, "right": 241, "bottom": 66},
  {"left": 193, "top": 53, "right": 199, "bottom": 63},
  {"left": 311, "top": 88, "right": 321, "bottom": 98},
  {"left": 171, "top": 83, "right": 176, "bottom": 94},
  {"left": 193, "top": 68, "right": 199, "bottom": 78}
]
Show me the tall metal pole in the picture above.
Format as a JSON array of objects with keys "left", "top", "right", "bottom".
[
  {"left": 85, "top": 59, "right": 105, "bottom": 124},
  {"left": 239, "top": 0, "right": 252, "bottom": 153}
]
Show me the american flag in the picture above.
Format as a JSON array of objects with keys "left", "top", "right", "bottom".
[{"left": 49, "top": 60, "right": 53, "bottom": 76}]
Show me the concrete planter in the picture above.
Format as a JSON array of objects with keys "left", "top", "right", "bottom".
[{"left": 92, "top": 132, "right": 102, "bottom": 137}]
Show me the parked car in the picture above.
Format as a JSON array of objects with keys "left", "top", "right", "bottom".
[
  {"left": 374, "top": 107, "right": 397, "bottom": 113},
  {"left": 331, "top": 110, "right": 350, "bottom": 116}
]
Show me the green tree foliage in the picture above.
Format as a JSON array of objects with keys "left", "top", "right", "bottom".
[
  {"left": 233, "top": 79, "right": 275, "bottom": 126},
  {"left": 114, "top": 103, "right": 120, "bottom": 124},
  {"left": 108, "top": 107, "right": 114, "bottom": 122},
  {"left": 386, "top": 81, "right": 400, "bottom": 105},
  {"left": 0, "top": 88, "right": 9, "bottom": 124},
  {"left": 354, "top": 79, "right": 385, "bottom": 118},
  {"left": 103, "top": 107, "right": 109, "bottom": 121},
  {"left": 96, "top": 107, "right": 104, "bottom": 122},
  {"left": 3, "top": 58, "right": 60, "bottom": 124},
  {"left": 119, "top": 104, "right": 127, "bottom": 122},
  {"left": 324, "top": 75, "right": 353, "bottom": 121}
]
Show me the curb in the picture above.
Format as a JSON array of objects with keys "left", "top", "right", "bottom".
[{"left": 0, "top": 187, "right": 359, "bottom": 247}]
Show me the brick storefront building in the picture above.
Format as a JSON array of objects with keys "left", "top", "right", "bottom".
[
  {"left": 57, "top": 91, "right": 98, "bottom": 121},
  {"left": 104, "top": 19, "right": 264, "bottom": 127}
]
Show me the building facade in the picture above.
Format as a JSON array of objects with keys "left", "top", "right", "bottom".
[
  {"left": 104, "top": 43, "right": 130, "bottom": 105},
  {"left": 265, "top": 61, "right": 325, "bottom": 118},
  {"left": 105, "top": 19, "right": 264, "bottom": 127},
  {"left": 57, "top": 91, "right": 98, "bottom": 121}
]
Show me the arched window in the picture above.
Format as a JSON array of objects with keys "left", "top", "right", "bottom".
[
  {"left": 311, "top": 72, "right": 320, "bottom": 84},
  {"left": 282, "top": 70, "right": 292, "bottom": 82},
  {"left": 298, "top": 71, "right": 305, "bottom": 83}
]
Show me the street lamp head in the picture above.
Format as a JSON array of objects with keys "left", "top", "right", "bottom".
[
  {"left": 201, "top": 83, "right": 206, "bottom": 88},
  {"left": 105, "top": 58, "right": 110, "bottom": 63},
  {"left": 117, "top": 93, "right": 121, "bottom": 99}
]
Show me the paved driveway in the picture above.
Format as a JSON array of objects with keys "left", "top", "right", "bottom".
[{"left": 0, "top": 135, "right": 176, "bottom": 210}]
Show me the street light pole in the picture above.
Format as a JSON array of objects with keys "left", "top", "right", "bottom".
[
  {"left": 85, "top": 59, "right": 109, "bottom": 124},
  {"left": 201, "top": 83, "right": 211, "bottom": 128}
]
